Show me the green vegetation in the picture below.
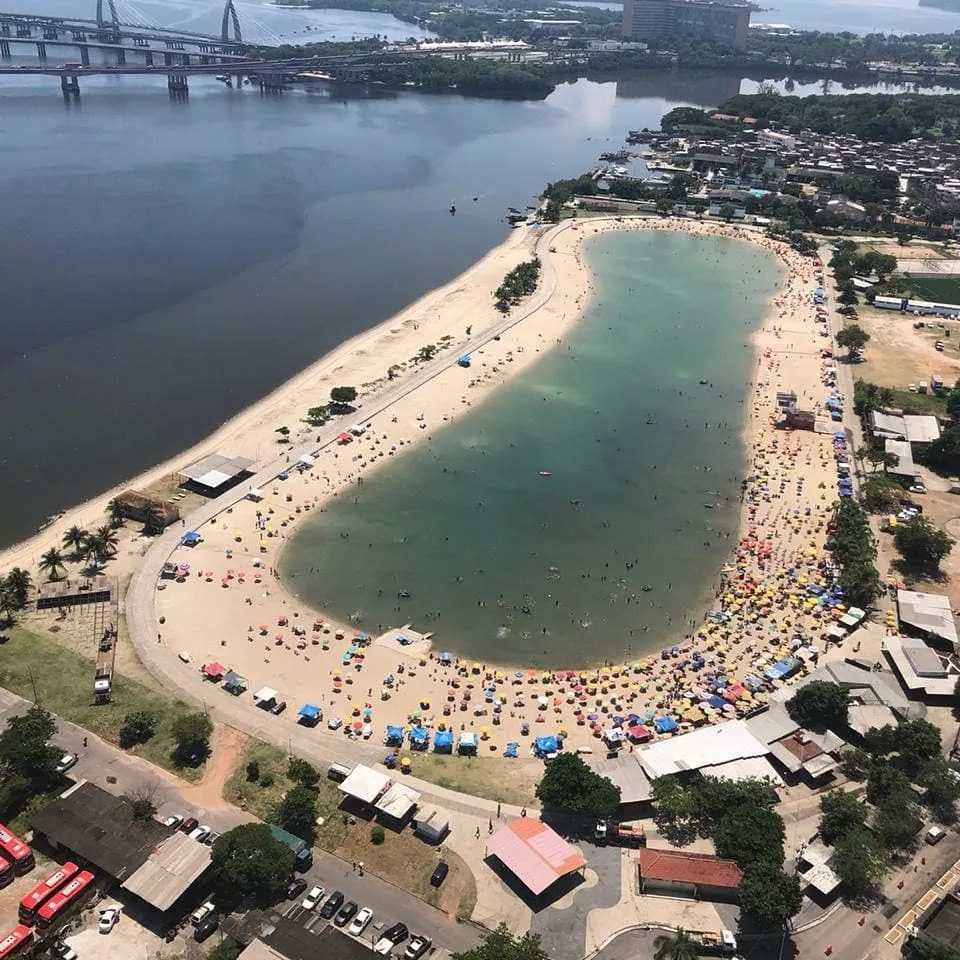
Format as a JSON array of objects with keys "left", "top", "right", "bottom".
[
  {"left": 652, "top": 929, "right": 698, "bottom": 960},
  {"left": 786, "top": 681, "right": 850, "bottom": 731},
  {"left": 119, "top": 710, "right": 158, "bottom": 748},
  {"left": 535, "top": 752, "right": 620, "bottom": 818},
  {"left": 370, "top": 824, "right": 385, "bottom": 845},
  {"left": 903, "top": 937, "right": 960, "bottom": 960},
  {"left": 330, "top": 385, "right": 357, "bottom": 409},
  {"left": 171, "top": 711, "right": 214, "bottom": 766},
  {"left": 206, "top": 941, "right": 241, "bottom": 960},
  {"left": 0, "top": 705, "right": 61, "bottom": 821},
  {"left": 287, "top": 757, "right": 321, "bottom": 788},
  {"left": 893, "top": 517, "right": 955, "bottom": 576},
  {"left": 211, "top": 823, "right": 296, "bottom": 904},
  {"left": 452, "top": 924, "right": 550, "bottom": 960},
  {"left": 0, "top": 568, "right": 31, "bottom": 618},
  {"left": 495, "top": 258, "right": 541, "bottom": 311},
  {"left": 819, "top": 789, "right": 868, "bottom": 845},
  {"left": 836, "top": 324, "right": 870, "bottom": 356},
  {"left": 0, "top": 625, "right": 202, "bottom": 779},
  {"left": 407, "top": 754, "right": 539, "bottom": 806},
  {"left": 277, "top": 785, "right": 318, "bottom": 842},
  {"left": 830, "top": 499, "right": 884, "bottom": 609}
]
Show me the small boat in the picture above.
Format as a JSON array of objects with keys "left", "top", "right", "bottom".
[
  {"left": 539, "top": 471, "right": 552, "bottom": 477},
  {"left": 449, "top": 204, "right": 456, "bottom": 215},
  {"left": 642, "top": 585, "right": 653, "bottom": 592}
]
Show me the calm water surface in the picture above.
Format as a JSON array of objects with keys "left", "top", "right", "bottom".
[{"left": 280, "top": 231, "right": 783, "bottom": 668}]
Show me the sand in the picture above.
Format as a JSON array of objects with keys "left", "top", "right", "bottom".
[{"left": 8, "top": 215, "right": 845, "bottom": 762}]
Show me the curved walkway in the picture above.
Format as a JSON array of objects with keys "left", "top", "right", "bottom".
[{"left": 125, "top": 218, "right": 583, "bottom": 818}]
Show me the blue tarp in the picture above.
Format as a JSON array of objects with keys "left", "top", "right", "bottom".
[
  {"left": 181, "top": 531, "right": 200, "bottom": 545},
  {"left": 504, "top": 742, "right": 519, "bottom": 758},
  {"left": 654, "top": 716, "right": 679, "bottom": 733},
  {"left": 434, "top": 730, "right": 454, "bottom": 752},
  {"left": 385, "top": 725, "right": 405, "bottom": 744},
  {"left": 298, "top": 704, "right": 320, "bottom": 719},
  {"left": 409, "top": 726, "right": 429, "bottom": 744},
  {"left": 534, "top": 735, "right": 559, "bottom": 755},
  {"left": 764, "top": 656, "right": 802, "bottom": 681}
]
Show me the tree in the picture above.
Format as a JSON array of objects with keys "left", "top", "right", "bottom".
[
  {"left": 246, "top": 760, "right": 261, "bottom": 782},
  {"left": 875, "top": 794, "right": 923, "bottom": 848},
  {"left": 128, "top": 790, "right": 157, "bottom": 822},
  {"left": 38, "top": 547, "right": 66, "bottom": 582},
  {"left": 140, "top": 504, "right": 164, "bottom": 536},
  {"left": 277, "top": 785, "right": 318, "bottom": 841},
  {"left": 206, "top": 941, "right": 240, "bottom": 960},
  {"left": 275, "top": 426, "right": 291, "bottom": 443},
  {"left": 330, "top": 386, "right": 357, "bottom": 408},
  {"left": 93, "top": 524, "right": 118, "bottom": 555},
  {"left": 840, "top": 746, "right": 871, "bottom": 780},
  {"left": 171, "top": 711, "right": 213, "bottom": 765},
  {"left": 712, "top": 804, "right": 785, "bottom": 868},
  {"left": 0, "top": 705, "right": 60, "bottom": 817},
  {"left": 210, "top": 823, "right": 295, "bottom": 903},
  {"left": 738, "top": 862, "right": 802, "bottom": 926},
  {"left": 306, "top": 405, "right": 329, "bottom": 424},
  {"left": 3, "top": 569, "right": 31, "bottom": 611},
  {"left": 899, "top": 719, "right": 943, "bottom": 772},
  {"left": 119, "top": 710, "right": 157, "bottom": 748},
  {"left": 62, "top": 525, "right": 88, "bottom": 556},
  {"left": 832, "top": 826, "right": 890, "bottom": 894},
  {"left": 417, "top": 344, "right": 437, "bottom": 363},
  {"left": 920, "top": 759, "right": 960, "bottom": 824},
  {"left": 866, "top": 764, "right": 912, "bottom": 807},
  {"left": 904, "top": 937, "right": 960, "bottom": 960},
  {"left": 836, "top": 323, "right": 870, "bottom": 355},
  {"left": 535, "top": 753, "right": 620, "bottom": 818},
  {"left": 370, "top": 824, "right": 385, "bottom": 845},
  {"left": 451, "top": 924, "right": 550, "bottom": 960},
  {"left": 106, "top": 498, "right": 126, "bottom": 528},
  {"left": 894, "top": 518, "right": 954, "bottom": 575},
  {"left": 287, "top": 758, "right": 320, "bottom": 788},
  {"left": 947, "top": 380, "right": 960, "bottom": 422},
  {"left": 819, "top": 789, "right": 868, "bottom": 844},
  {"left": 837, "top": 282, "right": 859, "bottom": 307},
  {"left": 786, "top": 681, "right": 849, "bottom": 731},
  {"left": 652, "top": 928, "right": 698, "bottom": 960}
]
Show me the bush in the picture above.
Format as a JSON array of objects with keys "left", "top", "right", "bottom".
[
  {"left": 370, "top": 825, "right": 385, "bottom": 845},
  {"left": 118, "top": 710, "right": 158, "bottom": 748},
  {"left": 260, "top": 772, "right": 275, "bottom": 788},
  {"left": 246, "top": 760, "right": 261, "bottom": 782}
]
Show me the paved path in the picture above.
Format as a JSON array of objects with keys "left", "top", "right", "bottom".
[{"left": 123, "top": 219, "right": 583, "bottom": 816}]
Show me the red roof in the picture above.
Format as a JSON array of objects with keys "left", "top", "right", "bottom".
[
  {"left": 638, "top": 848, "right": 743, "bottom": 889},
  {"left": 203, "top": 662, "right": 226, "bottom": 677},
  {"left": 487, "top": 819, "right": 586, "bottom": 895}
]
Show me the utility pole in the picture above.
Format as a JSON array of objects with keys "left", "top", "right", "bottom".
[{"left": 27, "top": 665, "right": 40, "bottom": 705}]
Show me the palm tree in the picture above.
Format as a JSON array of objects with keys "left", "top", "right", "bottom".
[
  {"left": 62, "top": 525, "right": 88, "bottom": 558},
  {"left": 3, "top": 568, "right": 31, "bottom": 611},
  {"left": 94, "top": 524, "right": 119, "bottom": 555},
  {"left": 38, "top": 547, "right": 66, "bottom": 582},
  {"left": 106, "top": 498, "right": 126, "bottom": 529},
  {"left": 653, "top": 928, "right": 698, "bottom": 960},
  {"left": 141, "top": 504, "right": 163, "bottom": 536}
]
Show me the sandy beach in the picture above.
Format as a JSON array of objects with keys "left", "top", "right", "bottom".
[{"left": 8, "top": 215, "right": 845, "bottom": 761}]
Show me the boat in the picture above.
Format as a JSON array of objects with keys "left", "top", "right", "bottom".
[
  {"left": 449, "top": 204, "right": 456, "bottom": 215},
  {"left": 539, "top": 471, "right": 552, "bottom": 478}
]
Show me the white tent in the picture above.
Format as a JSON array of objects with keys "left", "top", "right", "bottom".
[
  {"left": 253, "top": 687, "right": 278, "bottom": 705},
  {"left": 299, "top": 454, "right": 316, "bottom": 467},
  {"left": 339, "top": 764, "right": 390, "bottom": 805}
]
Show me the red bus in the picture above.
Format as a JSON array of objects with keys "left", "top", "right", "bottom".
[
  {"left": 0, "top": 825, "right": 33, "bottom": 874},
  {"left": 36, "top": 870, "right": 95, "bottom": 928},
  {"left": 19, "top": 861, "right": 79, "bottom": 924},
  {"left": 0, "top": 854, "right": 13, "bottom": 890},
  {"left": 0, "top": 925, "right": 32, "bottom": 960}
]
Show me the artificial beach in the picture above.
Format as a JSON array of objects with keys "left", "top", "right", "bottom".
[{"left": 137, "top": 216, "right": 851, "bottom": 762}]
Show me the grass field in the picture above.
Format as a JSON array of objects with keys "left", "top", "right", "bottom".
[
  {"left": 0, "top": 625, "right": 203, "bottom": 781},
  {"left": 890, "top": 388, "right": 949, "bottom": 417},
  {"left": 904, "top": 276, "right": 960, "bottom": 304},
  {"left": 409, "top": 754, "right": 540, "bottom": 807}
]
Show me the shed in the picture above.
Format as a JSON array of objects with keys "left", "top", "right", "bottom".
[
  {"left": 374, "top": 782, "right": 421, "bottom": 825},
  {"left": 180, "top": 451, "right": 254, "bottom": 492},
  {"left": 638, "top": 848, "right": 742, "bottom": 901},
  {"left": 897, "top": 589, "right": 959, "bottom": 647},
  {"left": 413, "top": 807, "right": 449, "bottom": 844},
  {"left": 121, "top": 831, "right": 212, "bottom": 911},
  {"left": 338, "top": 765, "right": 390, "bottom": 805},
  {"left": 486, "top": 819, "right": 586, "bottom": 897}
]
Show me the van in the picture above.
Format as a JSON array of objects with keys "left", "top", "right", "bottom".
[
  {"left": 926, "top": 826, "right": 946, "bottom": 845},
  {"left": 327, "top": 763, "right": 351, "bottom": 782}
]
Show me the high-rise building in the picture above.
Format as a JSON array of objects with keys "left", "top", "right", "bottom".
[{"left": 622, "top": 0, "right": 751, "bottom": 50}]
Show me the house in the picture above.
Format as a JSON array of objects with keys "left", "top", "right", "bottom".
[{"left": 638, "top": 848, "right": 742, "bottom": 901}]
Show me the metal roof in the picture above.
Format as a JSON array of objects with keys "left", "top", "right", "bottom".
[
  {"left": 338, "top": 764, "right": 390, "bottom": 805},
  {"left": 638, "top": 848, "right": 742, "bottom": 889},
  {"left": 180, "top": 451, "right": 254, "bottom": 489},
  {"left": 374, "top": 782, "right": 420, "bottom": 821},
  {"left": 636, "top": 720, "right": 769, "bottom": 778},
  {"left": 122, "top": 831, "right": 212, "bottom": 910},
  {"left": 897, "top": 589, "right": 959, "bottom": 646},
  {"left": 885, "top": 439, "right": 915, "bottom": 477},
  {"left": 904, "top": 415, "right": 941, "bottom": 443},
  {"left": 486, "top": 819, "right": 586, "bottom": 896}
]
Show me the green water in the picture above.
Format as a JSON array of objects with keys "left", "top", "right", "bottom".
[{"left": 280, "top": 230, "right": 783, "bottom": 668}]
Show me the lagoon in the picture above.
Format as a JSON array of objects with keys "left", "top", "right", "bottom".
[{"left": 280, "top": 230, "right": 784, "bottom": 668}]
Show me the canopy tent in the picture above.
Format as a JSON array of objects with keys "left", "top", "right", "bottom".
[
  {"left": 458, "top": 732, "right": 478, "bottom": 753},
  {"left": 180, "top": 451, "right": 254, "bottom": 491},
  {"left": 764, "top": 656, "right": 801, "bottom": 682},
  {"left": 628, "top": 723, "right": 652, "bottom": 742},
  {"left": 487, "top": 819, "right": 586, "bottom": 896},
  {"left": 604, "top": 727, "right": 624, "bottom": 744},
  {"left": 299, "top": 453, "right": 316, "bottom": 467},
  {"left": 181, "top": 531, "right": 200, "bottom": 546},
  {"left": 246, "top": 488, "right": 263, "bottom": 501},
  {"left": 409, "top": 726, "right": 430, "bottom": 750},
  {"left": 338, "top": 764, "right": 390, "bottom": 805},
  {"left": 439, "top": 652, "right": 453, "bottom": 664},
  {"left": 223, "top": 670, "right": 247, "bottom": 693},
  {"left": 253, "top": 687, "right": 278, "bottom": 705},
  {"left": 433, "top": 730, "right": 454, "bottom": 753},
  {"left": 298, "top": 704, "right": 321, "bottom": 723},
  {"left": 533, "top": 735, "right": 560, "bottom": 757},
  {"left": 202, "top": 662, "right": 225, "bottom": 679},
  {"left": 654, "top": 716, "right": 678, "bottom": 734},
  {"left": 384, "top": 725, "right": 405, "bottom": 746}
]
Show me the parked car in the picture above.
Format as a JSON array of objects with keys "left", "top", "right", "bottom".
[
  {"left": 328, "top": 717, "right": 343, "bottom": 730},
  {"left": 405, "top": 935, "right": 433, "bottom": 960},
  {"left": 348, "top": 907, "right": 374, "bottom": 935},
  {"left": 52, "top": 942, "right": 77, "bottom": 960},
  {"left": 194, "top": 915, "right": 219, "bottom": 942},
  {"left": 270, "top": 700, "right": 287, "bottom": 715},
  {"left": 927, "top": 826, "right": 947, "bottom": 845},
  {"left": 320, "top": 890, "right": 344, "bottom": 919},
  {"left": 301, "top": 885, "right": 324, "bottom": 910},
  {"left": 374, "top": 923, "right": 409, "bottom": 954},
  {"left": 98, "top": 906, "right": 121, "bottom": 934},
  {"left": 203, "top": 831, "right": 220, "bottom": 846},
  {"left": 190, "top": 900, "right": 215, "bottom": 926},
  {"left": 287, "top": 878, "right": 308, "bottom": 900},
  {"left": 189, "top": 825, "right": 211, "bottom": 842},
  {"left": 162, "top": 814, "right": 184, "bottom": 829},
  {"left": 55, "top": 753, "right": 78, "bottom": 775},
  {"left": 335, "top": 901, "right": 359, "bottom": 927},
  {"left": 181, "top": 817, "right": 199, "bottom": 834},
  {"left": 430, "top": 862, "right": 449, "bottom": 887}
]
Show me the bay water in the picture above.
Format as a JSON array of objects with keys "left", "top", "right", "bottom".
[{"left": 280, "top": 230, "right": 783, "bottom": 668}]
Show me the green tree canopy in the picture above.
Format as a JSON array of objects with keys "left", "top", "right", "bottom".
[
  {"left": 874, "top": 793, "right": 924, "bottom": 848},
  {"left": 171, "top": 711, "right": 213, "bottom": 764},
  {"left": 893, "top": 518, "right": 955, "bottom": 575},
  {"left": 277, "top": 784, "right": 318, "bottom": 842},
  {"left": 452, "top": 924, "right": 550, "bottom": 960},
  {"left": 287, "top": 758, "right": 321, "bottom": 789},
  {"left": 535, "top": 753, "right": 620, "bottom": 818},
  {"left": 712, "top": 804, "right": 785, "bottom": 868},
  {"left": 330, "top": 386, "right": 357, "bottom": 407},
  {"left": 0, "top": 705, "right": 60, "bottom": 818},
  {"left": 786, "top": 681, "right": 850, "bottom": 731},
  {"left": 738, "top": 862, "right": 802, "bottom": 926},
  {"left": 119, "top": 710, "right": 158, "bottom": 748},
  {"left": 211, "top": 823, "right": 295, "bottom": 904},
  {"left": 819, "top": 789, "right": 868, "bottom": 845},
  {"left": 652, "top": 928, "right": 698, "bottom": 960},
  {"left": 836, "top": 324, "right": 870, "bottom": 354},
  {"left": 832, "top": 826, "right": 890, "bottom": 894}
]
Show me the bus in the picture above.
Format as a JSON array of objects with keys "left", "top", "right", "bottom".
[
  {"left": 0, "top": 854, "right": 13, "bottom": 891},
  {"left": 0, "top": 925, "right": 32, "bottom": 960},
  {"left": 0, "top": 825, "right": 33, "bottom": 874},
  {"left": 36, "top": 870, "right": 95, "bottom": 929},
  {"left": 19, "top": 861, "right": 79, "bottom": 924}
]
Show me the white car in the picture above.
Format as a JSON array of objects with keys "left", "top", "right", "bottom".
[
  {"left": 53, "top": 943, "right": 78, "bottom": 960},
  {"left": 190, "top": 900, "right": 215, "bottom": 926},
  {"left": 348, "top": 907, "right": 373, "bottom": 935},
  {"left": 162, "top": 814, "right": 183, "bottom": 829},
  {"left": 188, "top": 825, "right": 211, "bottom": 842},
  {"left": 328, "top": 717, "right": 343, "bottom": 730},
  {"left": 55, "top": 753, "right": 78, "bottom": 775},
  {"left": 301, "top": 885, "right": 324, "bottom": 910},
  {"left": 98, "top": 906, "right": 121, "bottom": 933}
]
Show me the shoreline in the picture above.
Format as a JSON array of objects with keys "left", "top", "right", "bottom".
[{"left": 15, "top": 214, "right": 837, "bottom": 760}]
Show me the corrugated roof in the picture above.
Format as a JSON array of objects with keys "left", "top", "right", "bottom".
[
  {"left": 487, "top": 819, "right": 585, "bottom": 896},
  {"left": 122, "top": 832, "right": 212, "bottom": 910},
  {"left": 885, "top": 439, "right": 915, "bottom": 477},
  {"left": 904, "top": 415, "right": 941, "bottom": 443},
  {"left": 374, "top": 783, "right": 420, "bottom": 821},
  {"left": 638, "top": 848, "right": 742, "bottom": 889},
  {"left": 180, "top": 451, "right": 254, "bottom": 488},
  {"left": 338, "top": 765, "right": 390, "bottom": 805},
  {"left": 898, "top": 589, "right": 959, "bottom": 646},
  {"left": 637, "top": 720, "right": 769, "bottom": 778}
]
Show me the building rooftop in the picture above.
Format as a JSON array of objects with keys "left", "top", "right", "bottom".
[
  {"left": 897, "top": 589, "right": 959, "bottom": 647},
  {"left": 636, "top": 719, "right": 768, "bottom": 778},
  {"left": 638, "top": 848, "right": 743, "bottom": 889},
  {"left": 121, "top": 831, "right": 212, "bottom": 911},
  {"left": 486, "top": 819, "right": 586, "bottom": 896},
  {"left": 261, "top": 923, "right": 374, "bottom": 960},
  {"left": 338, "top": 765, "right": 390, "bottom": 805},
  {"left": 374, "top": 782, "right": 420, "bottom": 822},
  {"left": 31, "top": 781, "right": 169, "bottom": 882},
  {"left": 884, "top": 636, "right": 958, "bottom": 698},
  {"left": 588, "top": 752, "right": 653, "bottom": 804},
  {"left": 180, "top": 451, "right": 254, "bottom": 490}
]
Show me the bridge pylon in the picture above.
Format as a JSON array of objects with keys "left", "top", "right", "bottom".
[
  {"left": 95, "top": 0, "right": 119, "bottom": 30},
  {"left": 221, "top": 0, "right": 241, "bottom": 42}
]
